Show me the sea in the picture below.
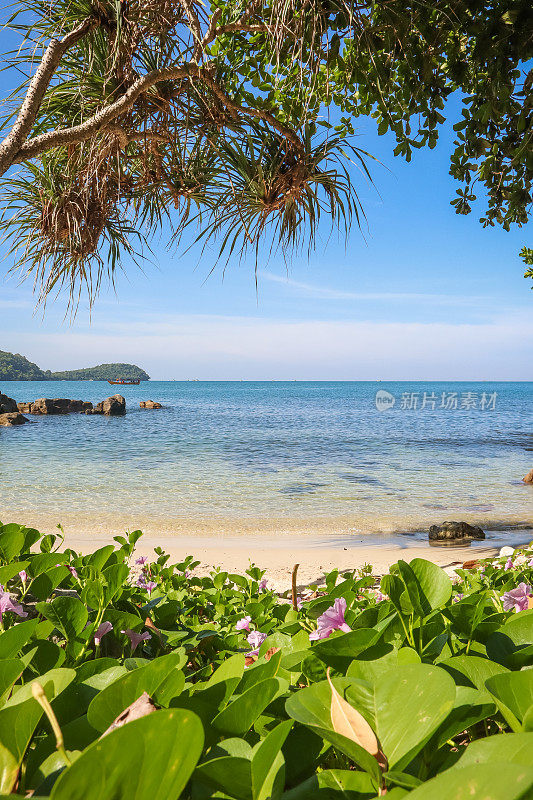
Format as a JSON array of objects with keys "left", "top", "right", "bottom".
[{"left": 1, "top": 380, "right": 532, "bottom": 541}]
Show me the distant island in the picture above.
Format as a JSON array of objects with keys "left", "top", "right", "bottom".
[{"left": 0, "top": 351, "right": 149, "bottom": 381}]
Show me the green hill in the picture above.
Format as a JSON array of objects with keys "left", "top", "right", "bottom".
[
  {"left": 0, "top": 351, "right": 149, "bottom": 381},
  {"left": 50, "top": 363, "right": 150, "bottom": 381},
  {"left": 0, "top": 351, "right": 44, "bottom": 380}
]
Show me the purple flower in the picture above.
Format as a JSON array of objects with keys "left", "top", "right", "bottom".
[
  {"left": 121, "top": 629, "right": 151, "bottom": 653},
  {"left": 236, "top": 616, "right": 252, "bottom": 632},
  {"left": 373, "top": 591, "right": 386, "bottom": 603},
  {"left": 184, "top": 570, "right": 191, "bottom": 578},
  {"left": 258, "top": 578, "right": 268, "bottom": 592},
  {"left": 246, "top": 630, "right": 267, "bottom": 654},
  {"left": 135, "top": 557, "right": 148, "bottom": 566},
  {"left": 145, "top": 581, "right": 157, "bottom": 596},
  {"left": 135, "top": 574, "right": 147, "bottom": 588},
  {"left": 502, "top": 583, "right": 532, "bottom": 613},
  {"left": 94, "top": 621, "right": 113, "bottom": 646},
  {"left": 505, "top": 558, "right": 514, "bottom": 571},
  {"left": 19, "top": 570, "right": 28, "bottom": 584},
  {"left": 56, "top": 563, "right": 78, "bottom": 578},
  {"left": 0, "top": 586, "right": 27, "bottom": 623},
  {"left": 309, "top": 598, "right": 352, "bottom": 641},
  {"left": 453, "top": 593, "right": 464, "bottom": 603}
]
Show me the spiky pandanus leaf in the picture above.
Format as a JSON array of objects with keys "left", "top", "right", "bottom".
[{"left": 190, "top": 126, "right": 374, "bottom": 267}]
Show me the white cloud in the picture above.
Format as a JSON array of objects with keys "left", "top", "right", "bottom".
[
  {"left": 261, "top": 271, "right": 489, "bottom": 305},
  {"left": 0, "top": 298, "right": 32, "bottom": 310},
  {"left": 2, "top": 311, "right": 532, "bottom": 380}
]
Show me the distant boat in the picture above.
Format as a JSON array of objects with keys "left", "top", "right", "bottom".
[{"left": 108, "top": 378, "right": 140, "bottom": 385}]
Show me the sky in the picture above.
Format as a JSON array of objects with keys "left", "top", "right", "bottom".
[{"left": 0, "top": 89, "right": 531, "bottom": 379}]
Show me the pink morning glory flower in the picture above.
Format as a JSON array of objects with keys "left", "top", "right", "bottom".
[
  {"left": 121, "top": 629, "right": 151, "bottom": 653},
  {"left": 0, "top": 586, "right": 27, "bottom": 623},
  {"left": 505, "top": 558, "right": 514, "bottom": 571},
  {"left": 373, "top": 591, "right": 386, "bottom": 603},
  {"left": 145, "top": 581, "right": 157, "bottom": 595},
  {"left": 19, "top": 570, "right": 28, "bottom": 584},
  {"left": 452, "top": 593, "right": 464, "bottom": 603},
  {"left": 94, "top": 621, "right": 113, "bottom": 646},
  {"left": 246, "top": 631, "right": 267, "bottom": 657},
  {"left": 258, "top": 578, "right": 268, "bottom": 592},
  {"left": 236, "top": 616, "right": 252, "bottom": 632},
  {"left": 246, "top": 630, "right": 267, "bottom": 653},
  {"left": 135, "top": 557, "right": 148, "bottom": 566},
  {"left": 502, "top": 583, "right": 532, "bottom": 613},
  {"left": 309, "top": 597, "right": 352, "bottom": 641}
]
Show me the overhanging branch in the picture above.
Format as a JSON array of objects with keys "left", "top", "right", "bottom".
[
  {"left": 11, "top": 62, "right": 303, "bottom": 166},
  {"left": 0, "top": 17, "right": 97, "bottom": 176}
]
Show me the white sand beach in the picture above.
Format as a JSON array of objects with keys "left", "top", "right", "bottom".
[{"left": 59, "top": 528, "right": 533, "bottom": 592}]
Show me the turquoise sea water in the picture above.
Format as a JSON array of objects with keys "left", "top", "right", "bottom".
[{"left": 0, "top": 381, "right": 532, "bottom": 536}]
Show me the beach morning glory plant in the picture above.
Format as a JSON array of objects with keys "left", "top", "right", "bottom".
[
  {"left": 0, "top": 586, "right": 27, "bottom": 625},
  {"left": 502, "top": 583, "right": 532, "bottom": 613},
  {"left": 94, "top": 621, "right": 113, "bottom": 646},
  {"left": 309, "top": 597, "right": 352, "bottom": 640},
  {"left": 246, "top": 630, "right": 267, "bottom": 656},
  {"left": 122, "top": 629, "right": 151, "bottom": 653}
]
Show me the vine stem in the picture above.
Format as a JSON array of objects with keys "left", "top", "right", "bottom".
[{"left": 32, "top": 682, "right": 71, "bottom": 767}]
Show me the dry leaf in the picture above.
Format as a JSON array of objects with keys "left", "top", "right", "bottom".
[
  {"left": 245, "top": 654, "right": 258, "bottom": 667},
  {"left": 144, "top": 616, "right": 163, "bottom": 640},
  {"left": 101, "top": 691, "right": 157, "bottom": 737},
  {"left": 462, "top": 559, "right": 480, "bottom": 570},
  {"left": 264, "top": 647, "right": 281, "bottom": 662},
  {"left": 327, "top": 668, "right": 387, "bottom": 770}
]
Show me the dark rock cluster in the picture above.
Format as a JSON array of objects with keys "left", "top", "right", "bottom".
[{"left": 429, "top": 521, "right": 485, "bottom": 543}]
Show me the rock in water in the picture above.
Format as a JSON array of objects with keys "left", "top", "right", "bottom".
[
  {"left": 94, "top": 395, "right": 126, "bottom": 416},
  {"left": 0, "top": 412, "right": 28, "bottom": 426},
  {"left": 140, "top": 400, "right": 162, "bottom": 409},
  {"left": 0, "top": 393, "right": 18, "bottom": 413},
  {"left": 28, "top": 398, "right": 93, "bottom": 414},
  {"left": 17, "top": 402, "right": 32, "bottom": 413},
  {"left": 429, "top": 521, "right": 485, "bottom": 541},
  {"left": 524, "top": 469, "right": 533, "bottom": 484}
]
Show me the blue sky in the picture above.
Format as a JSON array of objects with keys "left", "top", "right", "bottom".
[{"left": 0, "top": 91, "right": 531, "bottom": 379}]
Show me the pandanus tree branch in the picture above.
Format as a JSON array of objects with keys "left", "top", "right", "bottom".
[
  {"left": 3, "top": 0, "right": 527, "bottom": 305},
  {"left": 1, "top": 0, "right": 302, "bottom": 176},
  {"left": 11, "top": 63, "right": 303, "bottom": 167},
  {"left": 0, "top": 17, "right": 98, "bottom": 175}
]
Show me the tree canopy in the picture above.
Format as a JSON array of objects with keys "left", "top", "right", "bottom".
[
  {"left": 0, "top": 0, "right": 531, "bottom": 305},
  {"left": 0, "top": 350, "right": 149, "bottom": 380}
]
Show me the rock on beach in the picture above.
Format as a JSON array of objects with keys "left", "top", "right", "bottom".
[
  {"left": 524, "top": 469, "right": 533, "bottom": 484},
  {"left": 140, "top": 400, "right": 162, "bottom": 409},
  {"left": 428, "top": 521, "right": 485, "bottom": 542}
]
